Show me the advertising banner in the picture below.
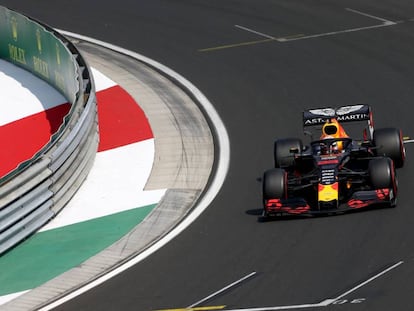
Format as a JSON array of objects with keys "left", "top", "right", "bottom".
[{"left": 0, "top": 6, "right": 78, "bottom": 103}]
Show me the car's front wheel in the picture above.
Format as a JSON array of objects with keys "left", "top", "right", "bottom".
[
  {"left": 369, "top": 157, "right": 397, "bottom": 206},
  {"left": 263, "top": 168, "right": 287, "bottom": 200}
]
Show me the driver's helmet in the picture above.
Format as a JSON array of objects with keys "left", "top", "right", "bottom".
[{"left": 320, "top": 118, "right": 349, "bottom": 151}]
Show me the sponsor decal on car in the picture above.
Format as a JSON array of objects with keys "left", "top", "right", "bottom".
[{"left": 318, "top": 182, "right": 338, "bottom": 202}]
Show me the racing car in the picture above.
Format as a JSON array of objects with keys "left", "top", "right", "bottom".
[{"left": 262, "top": 105, "right": 406, "bottom": 218}]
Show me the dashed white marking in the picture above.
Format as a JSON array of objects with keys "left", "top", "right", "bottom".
[
  {"left": 278, "top": 22, "right": 394, "bottom": 42},
  {"left": 217, "top": 261, "right": 404, "bottom": 311},
  {"left": 218, "top": 302, "right": 326, "bottom": 310},
  {"left": 187, "top": 272, "right": 257, "bottom": 309},
  {"left": 328, "top": 260, "right": 403, "bottom": 302},
  {"left": 346, "top": 8, "right": 396, "bottom": 25},
  {"left": 235, "top": 25, "right": 277, "bottom": 40},
  {"left": 237, "top": 8, "right": 397, "bottom": 44}
]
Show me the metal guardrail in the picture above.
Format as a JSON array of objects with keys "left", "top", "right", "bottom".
[{"left": 0, "top": 7, "right": 98, "bottom": 255}]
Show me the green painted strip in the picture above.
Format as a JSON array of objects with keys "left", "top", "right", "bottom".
[{"left": 0, "top": 204, "right": 156, "bottom": 295}]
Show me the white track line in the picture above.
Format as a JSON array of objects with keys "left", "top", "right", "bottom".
[
  {"left": 187, "top": 272, "right": 257, "bottom": 309},
  {"left": 222, "top": 261, "right": 404, "bottom": 311},
  {"left": 38, "top": 30, "right": 231, "bottom": 311},
  {"left": 346, "top": 8, "right": 396, "bottom": 24},
  {"left": 279, "top": 23, "right": 393, "bottom": 42},
  {"left": 219, "top": 302, "right": 325, "bottom": 311},
  {"left": 235, "top": 25, "right": 277, "bottom": 40},
  {"left": 326, "top": 260, "right": 404, "bottom": 302},
  {"left": 238, "top": 8, "right": 397, "bottom": 44}
]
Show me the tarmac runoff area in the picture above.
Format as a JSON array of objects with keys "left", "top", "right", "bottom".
[{"left": 0, "top": 34, "right": 218, "bottom": 310}]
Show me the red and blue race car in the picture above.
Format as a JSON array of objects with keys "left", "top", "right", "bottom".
[{"left": 262, "top": 105, "right": 406, "bottom": 218}]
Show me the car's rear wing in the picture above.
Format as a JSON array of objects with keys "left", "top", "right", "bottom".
[
  {"left": 303, "top": 105, "right": 372, "bottom": 127},
  {"left": 302, "top": 105, "right": 373, "bottom": 140}
]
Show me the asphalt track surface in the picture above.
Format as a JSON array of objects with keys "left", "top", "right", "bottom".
[{"left": 3, "top": 1, "right": 414, "bottom": 310}]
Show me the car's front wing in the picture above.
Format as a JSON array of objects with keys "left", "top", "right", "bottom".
[{"left": 264, "top": 188, "right": 393, "bottom": 217}]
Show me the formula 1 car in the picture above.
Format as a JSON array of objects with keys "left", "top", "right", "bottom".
[{"left": 262, "top": 105, "right": 406, "bottom": 218}]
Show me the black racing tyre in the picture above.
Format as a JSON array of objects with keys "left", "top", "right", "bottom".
[
  {"left": 274, "top": 138, "right": 302, "bottom": 168},
  {"left": 263, "top": 168, "right": 287, "bottom": 200},
  {"left": 373, "top": 128, "right": 405, "bottom": 168},
  {"left": 369, "top": 157, "right": 397, "bottom": 193}
]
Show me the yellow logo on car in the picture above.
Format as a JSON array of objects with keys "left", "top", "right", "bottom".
[{"left": 318, "top": 182, "right": 338, "bottom": 202}]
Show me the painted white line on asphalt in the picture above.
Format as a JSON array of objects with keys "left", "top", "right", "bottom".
[
  {"left": 235, "top": 25, "right": 277, "bottom": 40},
  {"left": 219, "top": 302, "right": 326, "bottom": 311},
  {"left": 37, "top": 30, "right": 231, "bottom": 311},
  {"left": 328, "top": 260, "right": 404, "bottom": 302},
  {"left": 211, "top": 261, "right": 404, "bottom": 311},
  {"left": 278, "top": 22, "right": 394, "bottom": 42},
  {"left": 187, "top": 272, "right": 257, "bottom": 309},
  {"left": 346, "top": 8, "right": 396, "bottom": 25},
  {"left": 236, "top": 8, "right": 397, "bottom": 44}
]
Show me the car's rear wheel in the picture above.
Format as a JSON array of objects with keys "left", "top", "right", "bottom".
[
  {"left": 369, "top": 157, "right": 395, "bottom": 189},
  {"left": 274, "top": 138, "right": 302, "bottom": 168},
  {"left": 373, "top": 128, "right": 405, "bottom": 168}
]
